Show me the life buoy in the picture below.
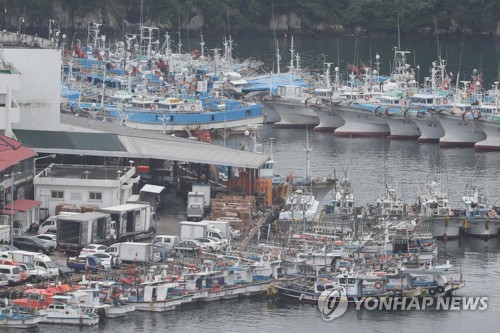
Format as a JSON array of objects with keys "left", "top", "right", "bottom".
[
  {"left": 374, "top": 281, "right": 383, "bottom": 290},
  {"left": 179, "top": 106, "right": 185, "bottom": 111},
  {"left": 435, "top": 98, "right": 441, "bottom": 105},
  {"left": 150, "top": 104, "right": 157, "bottom": 110},
  {"left": 364, "top": 95, "right": 370, "bottom": 101},
  {"left": 190, "top": 105, "right": 196, "bottom": 112},
  {"left": 443, "top": 98, "right": 448, "bottom": 105},
  {"left": 488, "top": 210, "right": 495, "bottom": 218},
  {"left": 436, "top": 286, "right": 445, "bottom": 294}
]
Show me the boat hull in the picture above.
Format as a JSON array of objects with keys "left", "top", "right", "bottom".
[
  {"left": 277, "top": 286, "right": 319, "bottom": 304},
  {"left": 270, "top": 101, "right": 319, "bottom": 128},
  {"left": 464, "top": 219, "right": 500, "bottom": 239},
  {"left": 0, "top": 316, "right": 44, "bottom": 329},
  {"left": 263, "top": 104, "right": 281, "bottom": 123},
  {"left": 312, "top": 106, "right": 345, "bottom": 132},
  {"left": 132, "top": 298, "right": 183, "bottom": 312},
  {"left": 43, "top": 316, "right": 100, "bottom": 326},
  {"left": 438, "top": 113, "right": 486, "bottom": 147},
  {"left": 384, "top": 116, "right": 421, "bottom": 140},
  {"left": 105, "top": 304, "right": 136, "bottom": 318},
  {"left": 333, "top": 105, "right": 390, "bottom": 137},
  {"left": 430, "top": 217, "right": 462, "bottom": 239},
  {"left": 243, "top": 282, "right": 268, "bottom": 297},
  {"left": 411, "top": 116, "right": 445, "bottom": 143},
  {"left": 475, "top": 118, "right": 500, "bottom": 151}
]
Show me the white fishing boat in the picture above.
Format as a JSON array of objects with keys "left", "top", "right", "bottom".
[
  {"left": 43, "top": 297, "right": 100, "bottom": 326},
  {"left": 0, "top": 306, "right": 45, "bottom": 329},
  {"left": 462, "top": 186, "right": 500, "bottom": 239},
  {"left": 266, "top": 84, "right": 321, "bottom": 128},
  {"left": 416, "top": 180, "right": 462, "bottom": 239},
  {"left": 475, "top": 103, "right": 500, "bottom": 151},
  {"left": 73, "top": 281, "right": 136, "bottom": 318},
  {"left": 437, "top": 108, "right": 486, "bottom": 147},
  {"left": 127, "top": 281, "right": 184, "bottom": 312},
  {"left": 278, "top": 188, "right": 320, "bottom": 222},
  {"left": 375, "top": 178, "right": 405, "bottom": 218},
  {"left": 333, "top": 102, "right": 390, "bottom": 137}
]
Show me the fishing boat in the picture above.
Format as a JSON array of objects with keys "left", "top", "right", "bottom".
[
  {"left": 416, "top": 180, "right": 462, "bottom": 240},
  {"left": 437, "top": 107, "right": 486, "bottom": 147},
  {"left": 73, "top": 281, "right": 136, "bottom": 318},
  {"left": 126, "top": 281, "right": 185, "bottom": 312},
  {"left": 462, "top": 186, "right": 500, "bottom": 239},
  {"left": 278, "top": 188, "right": 320, "bottom": 222},
  {"left": 0, "top": 305, "right": 45, "bottom": 329},
  {"left": 43, "top": 297, "right": 100, "bottom": 326},
  {"left": 276, "top": 276, "right": 336, "bottom": 304},
  {"left": 475, "top": 103, "right": 500, "bottom": 151},
  {"left": 86, "top": 94, "right": 264, "bottom": 133},
  {"left": 12, "top": 286, "right": 99, "bottom": 325}
]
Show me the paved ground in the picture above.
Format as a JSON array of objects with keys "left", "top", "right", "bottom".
[{"left": 155, "top": 187, "right": 187, "bottom": 237}]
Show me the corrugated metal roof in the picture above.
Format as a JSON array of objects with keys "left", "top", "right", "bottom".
[
  {"left": 0, "top": 134, "right": 37, "bottom": 170},
  {"left": 14, "top": 116, "right": 270, "bottom": 169},
  {"left": 14, "top": 130, "right": 126, "bottom": 151}
]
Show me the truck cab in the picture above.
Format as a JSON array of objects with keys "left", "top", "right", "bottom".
[
  {"left": 152, "top": 235, "right": 179, "bottom": 251},
  {"left": 187, "top": 192, "right": 205, "bottom": 221}
]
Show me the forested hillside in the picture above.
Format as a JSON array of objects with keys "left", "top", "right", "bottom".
[{"left": 3, "top": 0, "right": 500, "bottom": 37}]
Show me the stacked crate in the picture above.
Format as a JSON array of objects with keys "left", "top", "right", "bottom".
[
  {"left": 55, "top": 203, "right": 80, "bottom": 215},
  {"left": 209, "top": 194, "right": 255, "bottom": 233}
]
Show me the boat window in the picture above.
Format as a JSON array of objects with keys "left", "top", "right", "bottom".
[
  {"left": 348, "top": 278, "right": 356, "bottom": 284},
  {"left": 48, "top": 304, "right": 55, "bottom": 309},
  {"left": 339, "top": 278, "right": 347, "bottom": 284},
  {"left": 316, "top": 284, "right": 325, "bottom": 292}
]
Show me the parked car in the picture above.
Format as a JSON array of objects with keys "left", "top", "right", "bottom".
[
  {"left": 35, "top": 234, "right": 57, "bottom": 249},
  {"left": 194, "top": 237, "right": 222, "bottom": 252},
  {"left": 174, "top": 240, "right": 202, "bottom": 253},
  {"left": 52, "top": 261, "right": 74, "bottom": 277},
  {"left": 79, "top": 244, "right": 109, "bottom": 257},
  {"left": 13, "top": 236, "right": 54, "bottom": 254},
  {"left": 92, "top": 253, "right": 114, "bottom": 267}
]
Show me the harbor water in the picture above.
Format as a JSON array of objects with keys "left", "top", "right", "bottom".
[
  {"left": 40, "top": 35, "right": 500, "bottom": 332},
  {"left": 33, "top": 127, "right": 500, "bottom": 333}
]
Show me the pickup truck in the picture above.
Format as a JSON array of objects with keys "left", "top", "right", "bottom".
[{"left": 66, "top": 255, "right": 103, "bottom": 273}]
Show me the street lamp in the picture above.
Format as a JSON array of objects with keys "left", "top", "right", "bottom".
[{"left": 18, "top": 18, "right": 24, "bottom": 34}]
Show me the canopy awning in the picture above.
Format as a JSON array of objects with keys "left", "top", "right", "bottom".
[{"left": 4, "top": 199, "right": 41, "bottom": 212}]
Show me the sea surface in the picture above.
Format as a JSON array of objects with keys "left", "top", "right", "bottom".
[{"left": 37, "top": 35, "right": 500, "bottom": 332}]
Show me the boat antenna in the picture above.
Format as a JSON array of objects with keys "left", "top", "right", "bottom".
[
  {"left": 397, "top": 14, "right": 401, "bottom": 50},
  {"left": 433, "top": 15, "right": 441, "bottom": 59},
  {"left": 140, "top": 0, "right": 144, "bottom": 27},
  {"left": 304, "top": 125, "right": 312, "bottom": 181}
]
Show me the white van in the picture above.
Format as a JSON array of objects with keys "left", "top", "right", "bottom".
[
  {"left": 0, "top": 264, "right": 21, "bottom": 285},
  {"left": 38, "top": 212, "right": 80, "bottom": 235},
  {"left": 7, "top": 250, "right": 59, "bottom": 277}
]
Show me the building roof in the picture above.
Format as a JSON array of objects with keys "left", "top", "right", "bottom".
[
  {"left": 4, "top": 199, "right": 41, "bottom": 212},
  {"left": 14, "top": 115, "right": 270, "bottom": 169},
  {"left": 0, "top": 135, "right": 37, "bottom": 171}
]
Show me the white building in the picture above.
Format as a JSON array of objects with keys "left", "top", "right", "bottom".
[
  {"left": 0, "top": 51, "right": 21, "bottom": 137},
  {"left": 1, "top": 32, "right": 61, "bottom": 133},
  {"left": 34, "top": 164, "right": 139, "bottom": 215}
]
